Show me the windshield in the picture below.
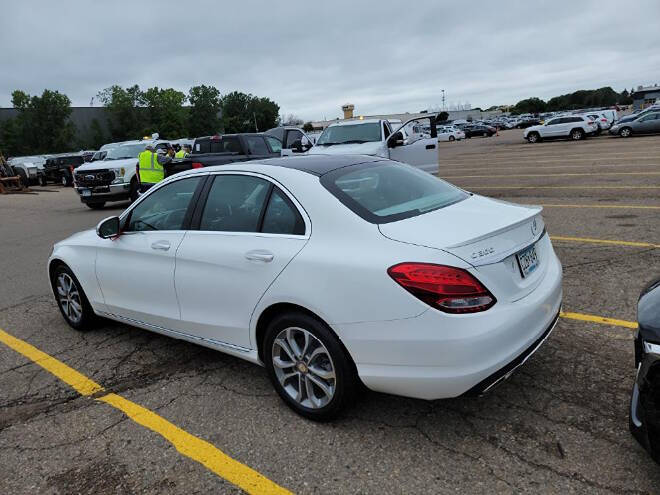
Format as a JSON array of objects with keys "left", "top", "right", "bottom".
[
  {"left": 321, "top": 162, "right": 468, "bottom": 223},
  {"left": 105, "top": 143, "right": 145, "bottom": 160},
  {"left": 316, "top": 123, "right": 381, "bottom": 145}
]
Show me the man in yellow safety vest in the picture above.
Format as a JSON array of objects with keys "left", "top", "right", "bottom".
[
  {"left": 174, "top": 144, "right": 191, "bottom": 159},
  {"left": 137, "top": 144, "right": 172, "bottom": 193}
]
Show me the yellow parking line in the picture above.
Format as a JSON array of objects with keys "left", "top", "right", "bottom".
[
  {"left": 560, "top": 311, "right": 638, "bottom": 329},
  {"left": 0, "top": 328, "right": 104, "bottom": 396},
  {"left": 0, "top": 327, "right": 292, "bottom": 495},
  {"left": 439, "top": 162, "right": 660, "bottom": 173},
  {"left": 550, "top": 235, "right": 660, "bottom": 249},
  {"left": 540, "top": 204, "right": 660, "bottom": 209},
  {"left": 464, "top": 186, "right": 660, "bottom": 189},
  {"left": 98, "top": 393, "right": 290, "bottom": 495},
  {"left": 443, "top": 171, "right": 660, "bottom": 179}
]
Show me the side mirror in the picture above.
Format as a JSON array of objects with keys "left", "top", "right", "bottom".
[
  {"left": 290, "top": 139, "right": 304, "bottom": 152},
  {"left": 96, "top": 216, "right": 120, "bottom": 239},
  {"left": 388, "top": 131, "right": 404, "bottom": 148}
]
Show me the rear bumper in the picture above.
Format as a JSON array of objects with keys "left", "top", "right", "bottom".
[{"left": 335, "top": 250, "right": 563, "bottom": 400}]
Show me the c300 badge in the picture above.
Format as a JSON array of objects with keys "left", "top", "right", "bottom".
[{"left": 471, "top": 247, "right": 495, "bottom": 259}]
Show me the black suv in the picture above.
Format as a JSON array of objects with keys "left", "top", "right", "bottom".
[{"left": 44, "top": 154, "right": 85, "bottom": 186}]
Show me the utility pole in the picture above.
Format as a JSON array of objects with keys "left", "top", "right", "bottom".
[{"left": 441, "top": 90, "right": 446, "bottom": 111}]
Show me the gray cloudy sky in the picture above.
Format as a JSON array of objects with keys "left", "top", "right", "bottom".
[{"left": 1, "top": 0, "right": 659, "bottom": 120}]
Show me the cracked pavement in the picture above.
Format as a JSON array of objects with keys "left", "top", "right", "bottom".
[{"left": 1, "top": 131, "right": 659, "bottom": 493}]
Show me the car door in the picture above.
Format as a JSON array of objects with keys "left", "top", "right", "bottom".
[
  {"left": 175, "top": 172, "right": 309, "bottom": 348},
  {"left": 648, "top": 113, "right": 660, "bottom": 133},
  {"left": 387, "top": 116, "right": 438, "bottom": 174},
  {"left": 542, "top": 118, "right": 561, "bottom": 137},
  {"left": 635, "top": 113, "right": 659, "bottom": 133},
  {"left": 95, "top": 175, "right": 205, "bottom": 329}
]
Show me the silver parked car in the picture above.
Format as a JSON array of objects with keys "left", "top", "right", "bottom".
[{"left": 610, "top": 112, "right": 660, "bottom": 137}]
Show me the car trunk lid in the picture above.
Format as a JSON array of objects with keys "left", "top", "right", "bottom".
[{"left": 378, "top": 195, "right": 548, "bottom": 302}]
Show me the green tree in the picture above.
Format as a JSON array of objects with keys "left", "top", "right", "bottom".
[
  {"left": 619, "top": 88, "right": 633, "bottom": 105},
  {"left": 97, "top": 85, "right": 144, "bottom": 141},
  {"left": 220, "top": 91, "right": 279, "bottom": 133},
  {"left": 142, "top": 87, "right": 187, "bottom": 138},
  {"left": 512, "top": 97, "right": 547, "bottom": 115},
  {"left": 188, "top": 85, "right": 222, "bottom": 137},
  {"left": 89, "top": 118, "right": 106, "bottom": 149},
  {"left": 437, "top": 111, "right": 449, "bottom": 122},
  {"left": 302, "top": 121, "right": 314, "bottom": 133},
  {"left": 1, "top": 89, "right": 75, "bottom": 155}
]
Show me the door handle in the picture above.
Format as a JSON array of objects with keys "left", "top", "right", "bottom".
[
  {"left": 425, "top": 144, "right": 436, "bottom": 150},
  {"left": 245, "top": 250, "right": 274, "bottom": 262},
  {"left": 151, "top": 240, "right": 171, "bottom": 251}
]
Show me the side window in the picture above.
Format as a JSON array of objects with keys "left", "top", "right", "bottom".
[
  {"left": 125, "top": 177, "right": 201, "bottom": 232},
  {"left": 262, "top": 187, "right": 305, "bottom": 235},
  {"left": 546, "top": 119, "right": 558, "bottom": 126},
  {"left": 199, "top": 175, "right": 270, "bottom": 232},
  {"left": 266, "top": 136, "right": 282, "bottom": 153},
  {"left": 285, "top": 130, "right": 303, "bottom": 148},
  {"left": 245, "top": 136, "right": 269, "bottom": 155},
  {"left": 571, "top": 117, "right": 584, "bottom": 123}
]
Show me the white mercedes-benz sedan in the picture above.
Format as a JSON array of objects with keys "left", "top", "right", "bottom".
[{"left": 48, "top": 155, "right": 562, "bottom": 420}]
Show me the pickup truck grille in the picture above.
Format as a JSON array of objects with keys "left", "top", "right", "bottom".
[{"left": 75, "top": 170, "right": 115, "bottom": 187}]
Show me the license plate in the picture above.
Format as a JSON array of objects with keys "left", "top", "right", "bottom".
[
  {"left": 80, "top": 189, "right": 91, "bottom": 197},
  {"left": 516, "top": 243, "right": 539, "bottom": 278}
]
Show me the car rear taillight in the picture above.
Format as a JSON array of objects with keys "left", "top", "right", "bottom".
[
  {"left": 388, "top": 263, "right": 496, "bottom": 314},
  {"left": 192, "top": 162, "right": 204, "bottom": 169},
  {"left": 601, "top": 118, "right": 608, "bottom": 122}
]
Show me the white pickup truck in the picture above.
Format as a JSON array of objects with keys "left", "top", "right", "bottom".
[
  {"left": 73, "top": 139, "right": 169, "bottom": 209},
  {"left": 307, "top": 116, "right": 439, "bottom": 173}
]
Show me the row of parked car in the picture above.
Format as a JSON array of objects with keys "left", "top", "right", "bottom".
[{"left": 520, "top": 105, "right": 660, "bottom": 143}]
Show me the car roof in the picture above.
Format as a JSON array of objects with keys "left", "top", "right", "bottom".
[{"left": 198, "top": 154, "right": 385, "bottom": 177}]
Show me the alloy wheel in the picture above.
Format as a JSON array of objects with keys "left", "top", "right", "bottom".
[
  {"left": 271, "top": 327, "right": 336, "bottom": 409},
  {"left": 56, "top": 273, "right": 83, "bottom": 324},
  {"left": 621, "top": 128, "right": 631, "bottom": 137}
]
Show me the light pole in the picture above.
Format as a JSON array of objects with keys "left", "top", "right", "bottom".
[{"left": 441, "top": 89, "right": 446, "bottom": 111}]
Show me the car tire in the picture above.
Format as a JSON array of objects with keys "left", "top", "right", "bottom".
[
  {"left": 61, "top": 171, "right": 73, "bottom": 187},
  {"left": 50, "top": 264, "right": 96, "bottom": 331},
  {"left": 619, "top": 127, "right": 632, "bottom": 138},
  {"left": 449, "top": 135, "right": 455, "bottom": 142},
  {"left": 85, "top": 202, "right": 106, "bottom": 210},
  {"left": 129, "top": 178, "right": 139, "bottom": 203},
  {"left": 527, "top": 132, "right": 540, "bottom": 143},
  {"left": 570, "top": 128, "right": 585, "bottom": 141},
  {"left": 263, "top": 311, "right": 359, "bottom": 421},
  {"left": 14, "top": 168, "right": 29, "bottom": 187}
]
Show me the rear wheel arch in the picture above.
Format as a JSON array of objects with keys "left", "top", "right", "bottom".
[{"left": 255, "top": 303, "right": 356, "bottom": 370}]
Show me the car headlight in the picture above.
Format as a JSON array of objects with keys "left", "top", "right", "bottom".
[{"left": 110, "top": 168, "right": 126, "bottom": 184}]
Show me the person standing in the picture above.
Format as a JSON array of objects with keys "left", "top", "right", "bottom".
[{"left": 137, "top": 144, "right": 172, "bottom": 193}]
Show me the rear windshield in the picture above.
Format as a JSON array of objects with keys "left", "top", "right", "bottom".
[{"left": 321, "top": 162, "right": 468, "bottom": 223}]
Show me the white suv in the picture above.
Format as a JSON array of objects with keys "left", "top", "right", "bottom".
[{"left": 524, "top": 116, "right": 597, "bottom": 143}]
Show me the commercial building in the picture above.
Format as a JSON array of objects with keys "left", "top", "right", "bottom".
[{"left": 632, "top": 85, "right": 660, "bottom": 111}]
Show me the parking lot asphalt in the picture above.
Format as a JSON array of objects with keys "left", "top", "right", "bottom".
[{"left": 1, "top": 130, "right": 659, "bottom": 494}]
